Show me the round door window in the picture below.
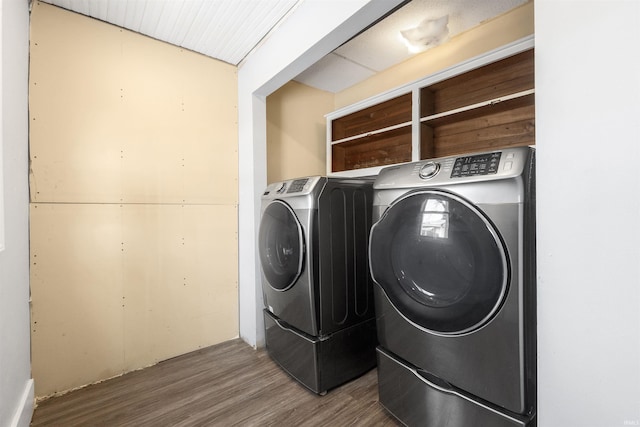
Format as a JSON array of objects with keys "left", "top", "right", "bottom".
[
  {"left": 370, "top": 190, "right": 508, "bottom": 334},
  {"left": 259, "top": 200, "right": 304, "bottom": 291}
]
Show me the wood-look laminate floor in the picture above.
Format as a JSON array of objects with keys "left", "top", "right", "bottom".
[{"left": 31, "top": 338, "right": 400, "bottom": 426}]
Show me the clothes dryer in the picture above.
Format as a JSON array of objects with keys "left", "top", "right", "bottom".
[
  {"left": 259, "top": 176, "right": 377, "bottom": 394},
  {"left": 369, "top": 147, "right": 536, "bottom": 426}
]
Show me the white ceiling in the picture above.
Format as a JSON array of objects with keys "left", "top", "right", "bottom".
[
  {"left": 38, "top": 0, "right": 302, "bottom": 65},
  {"left": 38, "top": 0, "right": 530, "bottom": 92}
]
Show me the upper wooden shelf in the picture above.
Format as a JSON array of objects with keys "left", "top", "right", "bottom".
[
  {"left": 331, "top": 93, "right": 412, "bottom": 142},
  {"left": 421, "top": 89, "right": 535, "bottom": 127},
  {"left": 420, "top": 49, "right": 534, "bottom": 116}
]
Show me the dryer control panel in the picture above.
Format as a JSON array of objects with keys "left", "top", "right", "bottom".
[{"left": 451, "top": 152, "right": 501, "bottom": 178}]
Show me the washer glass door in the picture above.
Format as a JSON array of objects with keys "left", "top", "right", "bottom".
[
  {"left": 370, "top": 190, "right": 508, "bottom": 334},
  {"left": 259, "top": 200, "right": 305, "bottom": 291}
]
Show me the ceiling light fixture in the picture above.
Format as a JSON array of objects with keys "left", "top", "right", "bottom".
[{"left": 399, "top": 15, "right": 449, "bottom": 53}]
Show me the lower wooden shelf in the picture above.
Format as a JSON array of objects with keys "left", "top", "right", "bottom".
[
  {"left": 331, "top": 127, "right": 412, "bottom": 173},
  {"left": 421, "top": 95, "right": 535, "bottom": 159}
]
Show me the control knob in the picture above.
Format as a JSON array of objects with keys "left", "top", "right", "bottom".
[
  {"left": 275, "top": 182, "right": 287, "bottom": 193},
  {"left": 419, "top": 161, "right": 440, "bottom": 179}
]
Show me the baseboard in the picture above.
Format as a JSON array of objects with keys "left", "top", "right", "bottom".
[{"left": 10, "top": 379, "right": 34, "bottom": 427}]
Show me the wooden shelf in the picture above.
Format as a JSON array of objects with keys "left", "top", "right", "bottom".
[
  {"left": 326, "top": 38, "right": 535, "bottom": 175},
  {"left": 421, "top": 102, "right": 535, "bottom": 159},
  {"left": 419, "top": 49, "right": 535, "bottom": 158},
  {"left": 420, "top": 90, "right": 534, "bottom": 127},
  {"left": 331, "top": 126, "right": 412, "bottom": 173},
  {"left": 331, "top": 121, "right": 412, "bottom": 145},
  {"left": 331, "top": 93, "right": 412, "bottom": 141},
  {"left": 420, "top": 49, "right": 535, "bottom": 116}
]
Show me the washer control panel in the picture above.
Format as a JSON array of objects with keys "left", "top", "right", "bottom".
[
  {"left": 286, "top": 178, "right": 309, "bottom": 193},
  {"left": 262, "top": 176, "right": 323, "bottom": 199},
  {"left": 451, "top": 152, "right": 501, "bottom": 178}
]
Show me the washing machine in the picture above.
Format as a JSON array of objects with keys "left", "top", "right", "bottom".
[
  {"left": 259, "top": 176, "right": 378, "bottom": 394},
  {"left": 369, "top": 147, "right": 536, "bottom": 426}
]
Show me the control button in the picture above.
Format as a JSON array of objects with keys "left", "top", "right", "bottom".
[
  {"left": 504, "top": 161, "right": 513, "bottom": 171},
  {"left": 419, "top": 162, "right": 440, "bottom": 179}
]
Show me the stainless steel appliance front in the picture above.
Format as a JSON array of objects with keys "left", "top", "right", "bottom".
[
  {"left": 370, "top": 147, "right": 536, "bottom": 425},
  {"left": 259, "top": 176, "right": 378, "bottom": 394}
]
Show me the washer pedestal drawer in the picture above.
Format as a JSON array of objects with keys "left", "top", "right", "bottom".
[
  {"left": 264, "top": 309, "right": 377, "bottom": 394},
  {"left": 376, "top": 346, "right": 535, "bottom": 427}
]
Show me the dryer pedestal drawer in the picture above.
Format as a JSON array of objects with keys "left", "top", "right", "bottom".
[
  {"left": 264, "top": 310, "right": 377, "bottom": 394},
  {"left": 376, "top": 347, "right": 535, "bottom": 427}
]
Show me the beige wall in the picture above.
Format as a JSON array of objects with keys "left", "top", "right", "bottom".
[
  {"left": 266, "top": 81, "right": 333, "bottom": 182},
  {"left": 265, "top": 2, "right": 534, "bottom": 178},
  {"left": 29, "top": 2, "right": 238, "bottom": 398}
]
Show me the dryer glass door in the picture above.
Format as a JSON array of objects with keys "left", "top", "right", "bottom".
[
  {"left": 259, "top": 200, "right": 305, "bottom": 291},
  {"left": 370, "top": 190, "right": 508, "bottom": 334}
]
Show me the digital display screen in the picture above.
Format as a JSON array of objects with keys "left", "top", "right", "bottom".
[{"left": 451, "top": 152, "right": 501, "bottom": 178}]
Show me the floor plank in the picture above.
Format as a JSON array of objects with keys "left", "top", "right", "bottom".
[{"left": 31, "top": 338, "right": 400, "bottom": 426}]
